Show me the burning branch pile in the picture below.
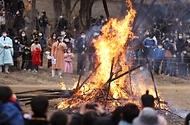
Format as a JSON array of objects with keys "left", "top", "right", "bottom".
[{"left": 57, "top": 0, "right": 166, "bottom": 111}]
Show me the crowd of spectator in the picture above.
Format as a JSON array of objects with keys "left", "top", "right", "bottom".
[
  {"left": 129, "top": 21, "right": 190, "bottom": 78},
  {"left": 1, "top": 86, "right": 190, "bottom": 125},
  {"left": 0, "top": 0, "right": 190, "bottom": 79}
]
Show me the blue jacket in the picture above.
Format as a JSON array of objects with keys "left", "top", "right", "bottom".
[
  {"left": 0, "top": 101, "right": 24, "bottom": 125},
  {"left": 153, "top": 48, "right": 165, "bottom": 60},
  {"left": 0, "top": 36, "right": 14, "bottom": 65},
  {"left": 142, "top": 38, "right": 156, "bottom": 58}
]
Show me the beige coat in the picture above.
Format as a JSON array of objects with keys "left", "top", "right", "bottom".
[
  {"left": 46, "top": 38, "right": 56, "bottom": 52},
  {"left": 51, "top": 42, "right": 66, "bottom": 70}
]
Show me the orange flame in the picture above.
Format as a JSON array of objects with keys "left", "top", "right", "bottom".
[{"left": 57, "top": 0, "right": 167, "bottom": 110}]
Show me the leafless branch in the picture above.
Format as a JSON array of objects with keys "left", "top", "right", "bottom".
[{"left": 71, "top": 0, "right": 80, "bottom": 14}]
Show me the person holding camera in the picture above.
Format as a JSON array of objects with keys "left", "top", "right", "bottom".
[
  {"left": 70, "top": 103, "right": 106, "bottom": 125},
  {"left": 51, "top": 36, "right": 67, "bottom": 78}
]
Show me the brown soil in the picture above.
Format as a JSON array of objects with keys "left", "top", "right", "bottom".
[{"left": 0, "top": 56, "right": 190, "bottom": 125}]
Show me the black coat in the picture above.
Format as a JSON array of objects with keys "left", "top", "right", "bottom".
[
  {"left": 39, "top": 16, "right": 48, "bottom": 27},
  {"left": 25, "top": 114, "right": 49, "bottom": 125},
  {"left": 13, "top": 42, "right": 22, "bottom": 58},
  {"left": 176, "top": 38, "right": 185, "bottom": 53},
  {"left": 20, "top": 36, "right": 28, "bottom": 46},
  {"left": 76, "top": 38, "right": 87, "bottom": 53}
]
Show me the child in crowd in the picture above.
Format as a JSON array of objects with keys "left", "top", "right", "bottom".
[
  {"left": 63, "top": 48, "right": 74, "bottom": 73},
  {"left": 31, "top": 38, "right": 42, "bottom": 72},
  {"left": 24, "top": 95, "right": 49, "bottom": 125},
  {"left": 0, "top": 86, "right": 24, "bottom": 125},
  {"left": 13, "top": 37, "right": 22, "bottom": 71},
  {"left": 21, "top": 42, "right": 32, "bottom": 71}
]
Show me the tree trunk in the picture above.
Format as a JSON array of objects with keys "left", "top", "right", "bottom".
[
  {"left": 63, "top": 0, "right": 71, "bottom": 27},
  {"left": 53, "top": 0, "right": 62, "bottom": 20},
  {"left": 79, "top": 0, "right": 94, "bottom": 31},
  {"left": 32, "top": 0, "right": 36, "bottom": 29}
]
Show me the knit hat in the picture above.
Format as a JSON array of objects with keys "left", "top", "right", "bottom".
[{"left": 133, "top": 107, "right": 161, "bottom": 125}]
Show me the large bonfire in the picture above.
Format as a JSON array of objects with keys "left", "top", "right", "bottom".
[{"left": 58, "top": 0, "right": 165, "bottom": 111}]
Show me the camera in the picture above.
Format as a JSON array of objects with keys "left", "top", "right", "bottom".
[{"left": 85, "top": 103, "right": 98, "bottom": 109}]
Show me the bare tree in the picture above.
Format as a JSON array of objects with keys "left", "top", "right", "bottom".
[
  {"left": 79, "top": 0, "right": 95, "bottom": 31},
  {"left": 53, "top": 0, "right": 62, "bottom": 20},
  {"left": 31, "top": 0, "right": 36, "bottom": 28}
]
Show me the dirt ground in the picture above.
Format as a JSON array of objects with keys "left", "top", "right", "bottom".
[{"left": 0, "top": 57, "right": 190, "bottom": 125}]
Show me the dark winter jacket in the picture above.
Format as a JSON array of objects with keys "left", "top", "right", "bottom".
[
  {"left": 163, "top": 41, "right": 175, "bottom": 54},
  {"left": 39, "top": 16, "right": 48, "bottom": 27},
  {"left": 17, "top": 1, "right": 25, "bottom": 10},
  {"left": 25, "top": 114, "right": 49, "bottom": 125},
  {"left": 0, "top": 101, "right": 24, "bottom": 125},
  {"left": 20, "top": 36, "right": 28, "bottom": 46},
  {"left": 13, "top": 42, "right": 22, "bottom": 58},
  {"left": 22, "top": 46, "right": 32, "bottom": 60},
  {"left": 176, "top": 38, "right": 185, "bottom": 54},
  {"left": 76, "top": 38, "right": 87, "bottom": 53},
  {"left": 58, "top": 18, "right": 68, "bottom": 30}
]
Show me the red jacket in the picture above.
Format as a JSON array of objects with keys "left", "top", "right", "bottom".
[{"left": 32, "top": 48, "right": 42, "bottom": 66}]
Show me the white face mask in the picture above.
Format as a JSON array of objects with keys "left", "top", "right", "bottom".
[
  {"left": 65, "top": 39, "right": 69, "bottom": 42},
  {"left": 60, "top": 16, "right": 63, "bottom": 18},
  {"left": 183, "top": 51, "right": 187, "bottom": 54},
  {"left": 53, "top": 36, "right": 56, "bottom": 39},
  {"left": 2, "top": 34, "right": 7, "bottom": 37},
  {"left": 39, "top": 33, "right": 42, "bottom": 36},
  {"left": 61, "top": 32, "right": 66, "bottom": 36},
  {"left": 187, "top": 40, "right": 190, "bottom": 43},
  {"left": 81, "top": 35, "right": 85, "bottom": 38},
  {"left": 15, "top": 40, "right": 18, "bottom": 43},
  {"left": 179, "top": 36, "right": 183, "bottom": 39},
  {"left": 22, "top": 34, "right": 26, "bottom": 37},
  {"left": 158, "top": 46, "right": 162, "bottom": 49}
]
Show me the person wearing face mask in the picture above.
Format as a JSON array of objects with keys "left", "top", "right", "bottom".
[
  {"left": 152, "top": 44, "right": 165, "bottom": 74},
  {"left": 142, "top": 33, "right": 157, "bottom": 68},
  {"left": 38, "top": 10, "right": 49, "bottom": 38},
  {"left": 13, "top": 37, "right": 22, "bottom": 71},
  {"left": 13, "top": 10, "right": 25, "bottom": 35},
  {"left": 60, "top": 29, "right": 67, "bottom": 41},
  {"left": 169, "top": 37, "right": 178, "bottom": 77},
  {"left": 31, "top": 38, "right": 42, "bottom": 72},
  {"left": 76, "top": 32, "right": 87, "bottom": 75},
  {"left": 46, "top": 33, "right": 57, "bottom": 68},
  {"left": 56, "top": 15, "right": 68, "bottom": 33},
  {"left": 0, "top": 31, "right": 14, "bottom": 74},
  {"left": 38, "top": 31, "right": 46, "bottom": 67},
  {"left": 176, "top": 33, "right": 185, "bottom": 77},
  {"left": 162, "top": 36, "right": 175, "bottom": 76},
  {"left": 51, "top": 37, "right": 67, "bottom": 78},
  {"left": 19, "top": 30, "right": 28, "bottom": 46},
  {"left": 63, "top": 36, "right": 73, "bottom": 52}
]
